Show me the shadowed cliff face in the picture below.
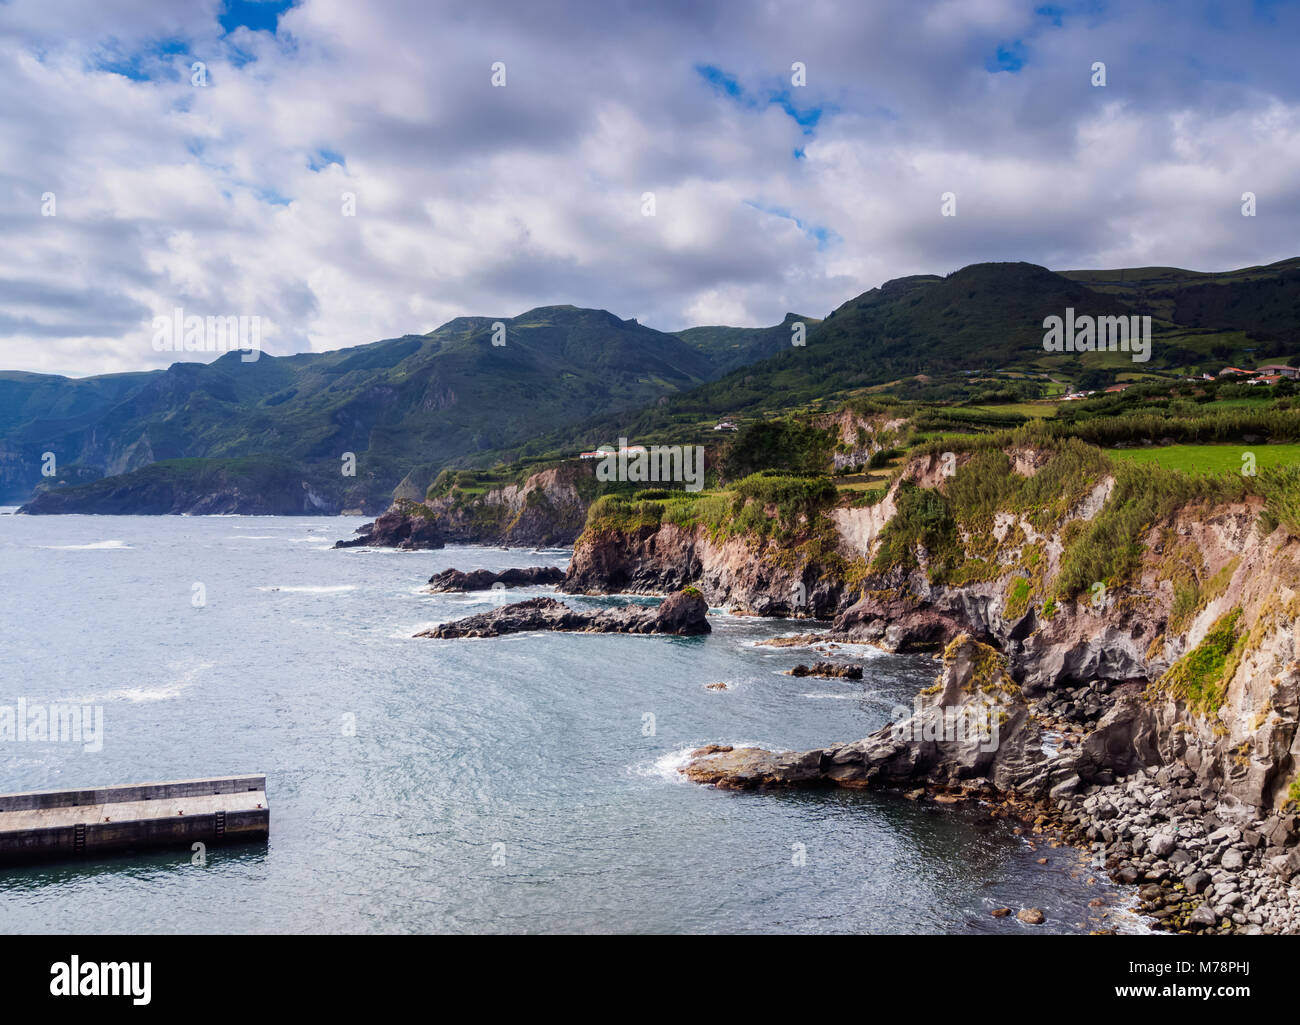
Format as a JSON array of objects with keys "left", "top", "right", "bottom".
[
  {"left": 562, "top": 522, "right": 845, "bottom": 616},
  {"left": 333, "top": 501, "right": 445, "bottom": 549}
]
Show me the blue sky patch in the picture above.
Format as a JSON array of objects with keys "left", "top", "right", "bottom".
[
  {"left": 987, "top": 40, "right": 1028, "bottom": 73},
  {"left": 695, "top": 64, "right": 828, "bottom": 134},
  {"left": 1035, "top": 5, "right": 1066, "bottom": 27},
  {"left": 92, "top": 38, "right": 189, "bottom": 81},
  {"left": 309, "top": 149, "right": 346, "bottom": 171},
  {"left": 253, "top": 186, "right": 292, "bottom": 206},
  {"left": 219, "top": 0, "right": 295, "bottom": 36},
  {"left": 744, "top": 200, "right": 837, "bottom": 250}
]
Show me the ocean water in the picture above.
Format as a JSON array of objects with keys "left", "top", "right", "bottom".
[{"left": 0, "top": 514, "right": 1139, "bottom": 934}]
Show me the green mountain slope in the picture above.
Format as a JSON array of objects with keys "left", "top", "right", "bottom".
[
  {"left": 0, "top": 306, "right": 780, "bottom": 508},
  {"left": 450, "top": 259, "right": 1300, "bottom": 470},
  {"left": 672, "top": 313, "right": 818, "bottom": 376}
]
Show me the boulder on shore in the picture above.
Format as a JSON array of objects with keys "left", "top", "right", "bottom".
[
  {"left": 427, "top": 566, "right": 565, "bottom": 592},
  {"left": 417, "top": 590, "right": 710, "bottom": 639}
]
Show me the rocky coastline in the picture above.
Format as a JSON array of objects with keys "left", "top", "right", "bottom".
[
  {"left": 340, "top": 462, "right": 597, "bottom": 550},
  {"left": 545, "top": 444, "right": 1300, "bottom": 933}
]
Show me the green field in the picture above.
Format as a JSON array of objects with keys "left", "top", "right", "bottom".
[
  {"left": 968, "top": 402, "right": 1057, "bottom": 419},
  {"left": 1109, "top": 444, "right": 1300, "bottom": 474}
]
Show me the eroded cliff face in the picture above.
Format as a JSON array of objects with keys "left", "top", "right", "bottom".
[
  {"left": 339, "top": 462, "right": 596, "bottom": 548},
  {"left": 428, "top": 463, "right": 593, "bottom": 547},
  {"left": 562, "top": 444, "right": 1300, "bottom": 824},
  {"left": 562, "top": 522, "right": 845, "bottom": 616},
  {"left": 813, "top": 409, "right": 908, "bottom": 472}
]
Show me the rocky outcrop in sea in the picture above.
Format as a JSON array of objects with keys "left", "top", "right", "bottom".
[
  {"left": 684, "top": 636, "right": 1040, "bottom": 791},
  {"left": 417, "top": 591, "right": 710, "bottom": 639},
  {"left": 786, "top": 662, "right": 863, "bottom": 679},
  {"left": 334, "top": 503, "right": 444, "bottom": 549},
  {"left": 427, "top": 566, "right": 565, "bottom": 591},
  {"left": 341, "top": 462, "right": 596, "bottom": 549}
]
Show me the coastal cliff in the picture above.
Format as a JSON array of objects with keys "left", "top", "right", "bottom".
[
  {"left": 556, "top": 440, "right": 1300, "bottom": 931},
  {"left": 337, "top": 460, "right": 597, "bottom": 548}
]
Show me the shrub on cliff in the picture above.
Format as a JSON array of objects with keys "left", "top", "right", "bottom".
[
  {"left": 1154, "top": 607, "right": 1244, "bottom": 716},
  {"left": 871, "top": 479, "right": 959, "bottom": 578},
  {"left": 1055, "top": 463, "right": 1249, "bottom": 595},
  {"left": 719, "top": 418, "right": 834, "bottom": 481},
  {"left": 584, "top": 495, "right": 665, "bottom": 533},
  {"left": 1259, "top": 465, "right": 1300, "bottom": 536}
]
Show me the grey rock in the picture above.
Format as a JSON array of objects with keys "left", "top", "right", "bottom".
[{"left": 1188, "top": 904, "right": 1217, "bottom": 927}]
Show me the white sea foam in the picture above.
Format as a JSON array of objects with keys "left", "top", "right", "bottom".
[
  {"left": 65, "top": 661, "right": 214, "bottom": 704},
  {"left": 744, "top": 634, "right": 887, "bottom": 658},
  {"left": 635, "top": 742, "right": 770, "bottom": 784},
  {"left": 636, "top": 747, "right": 698, "bottom": 783},
  {"left": 38, "top": 539, "right": 132, "bottom": 550},
  {"left": 395, "top": 621, "right": 447, "bottom": 637}
]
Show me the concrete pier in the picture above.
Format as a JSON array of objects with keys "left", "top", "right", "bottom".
[{"left": 0, "top": 775, "right": 269, "bottom": 864}]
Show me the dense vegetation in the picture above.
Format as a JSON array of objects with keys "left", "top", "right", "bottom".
[{"left": 718, "top": 418, "right": 835, "bottom": 480}]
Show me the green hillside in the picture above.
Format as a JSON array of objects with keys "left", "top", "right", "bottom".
[
  {"left": 0, "top": 306, "right": 783, "bottom": 508},
  {"left": 7, "top": 257, "right": 1300, "bottom": 513}
]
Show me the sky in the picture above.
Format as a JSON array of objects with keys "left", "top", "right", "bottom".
[{"left": 2, "top": 0, "right": 1300, "bottom": 376}]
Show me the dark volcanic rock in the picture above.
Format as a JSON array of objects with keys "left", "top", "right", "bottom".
[
  {"left": 427, "top": 566, "right": 565, "bottom": 591},
  {"left": 417, "top": 590, "right": 710, "bottom": 639},
  {"left": 335, "top": 505, "right": 444, "bottom": 550},
  {"left": 787, "top": 662, "right": 863, "bottom": 680},
  {"left": 1076, "top": 690, "right": 1161, "bottom": 782},
  {"left": 683, "top": 634, "right": 1041, "bottom": 790},
  {"left": 832, "top": 591, "right": 970, "bottom": 652}
]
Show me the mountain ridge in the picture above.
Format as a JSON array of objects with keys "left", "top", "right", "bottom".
[{"left": 8, "top": 256, "right": 1300, "bottom": 513}]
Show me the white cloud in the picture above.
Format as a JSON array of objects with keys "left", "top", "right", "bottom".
[{"left": 0, "top": 0, "right": 1298, "bottom": 376}]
